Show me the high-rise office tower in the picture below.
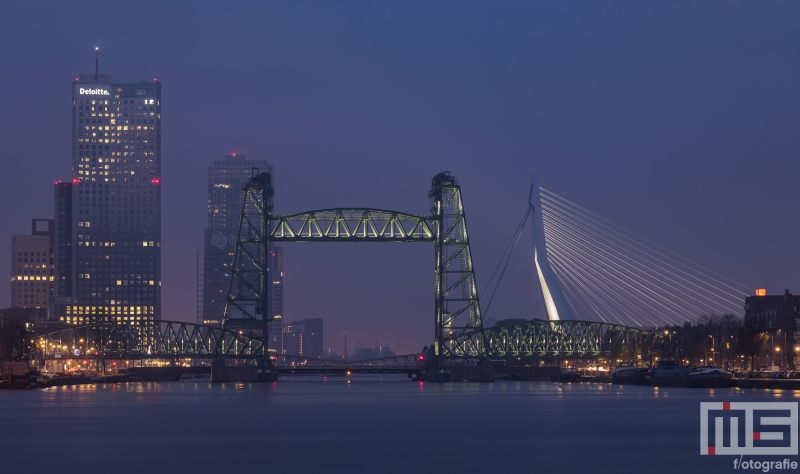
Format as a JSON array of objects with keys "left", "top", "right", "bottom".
[
  {"left": 54, "top": 181, "right": 76, "bottom": 321},
  {"left": 10, "top": 220, "right": 54, "bottom": 317},
  {"left": 196, "top": 249, "right": 204, "bottom": 325},
  {"left": 199, "top": 154, "right": 270, "bottom": 326},
  {"left": 62, "top": 66, "right": 161, "bottom": 326},
  {"left": 270, "top": 247, "right": 284, "bottom": 353},
  {"left": 54, "top": 182, "right": 74, "bottom": 304},
  {"left": 283, "top": 318, "right": 323, "bottom": 358}
]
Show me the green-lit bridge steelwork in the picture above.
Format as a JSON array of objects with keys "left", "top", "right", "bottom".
[
  {"left": 37, "top": 319, "right": 657, "bottom": 362},
  {"left": 223, "top": 171, "right": 486, "bottom": 364},
  {"left": 269, "top": 209, "right": 435, "bottom": 242},
  {"left": 485, "top": 319, "right": 656, "bottom": 358},
  {"left": 38, "top": 320, "right": 265, "bottom": 360}
]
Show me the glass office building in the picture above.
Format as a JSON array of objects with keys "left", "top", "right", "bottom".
[
  {"left": 199, "top": 154, "right": 271, "bottom": 326},
  {"left": 61, "top": 73, "right": 161, "bottom": 326},
  {"left": 54, "top": 182, "right": 73, "bottom": 303}
]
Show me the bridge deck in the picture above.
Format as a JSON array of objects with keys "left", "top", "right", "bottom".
[{"left": 277, "top": 367, "right": 420, "bottom": 375}]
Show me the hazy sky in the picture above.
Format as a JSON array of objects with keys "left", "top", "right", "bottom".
[{"left": 1, "top": 1, "right": 798, "bottom": 354}]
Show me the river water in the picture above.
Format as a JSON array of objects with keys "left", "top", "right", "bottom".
[{"left": 1, "top": 375, "right": 797, "bottom": 473}]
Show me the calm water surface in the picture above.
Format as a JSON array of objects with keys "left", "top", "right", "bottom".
[{"left": 1, "top": 375, "right": 797, "bottom": 473}]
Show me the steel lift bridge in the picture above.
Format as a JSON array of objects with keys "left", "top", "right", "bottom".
[
  {"left": 38, "top": 171, "right": 659, "bottom": 379},
  {"left": 218, "top": 171, "right": 485, "bottom": 379}
]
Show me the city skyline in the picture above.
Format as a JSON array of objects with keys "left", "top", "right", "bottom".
[{"left": 1, "top": 2, "right": 798, "bottom": 354}]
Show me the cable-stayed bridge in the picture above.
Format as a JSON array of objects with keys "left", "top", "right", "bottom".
[
  {"left": 541, "top": 188, "right": 748, "bottom": 326},
  {"left": 480, "top": 174, "right": 749, "bottom": 328},
  {"left": 37, "top": 171, "right": 748, "bottom": 380}
]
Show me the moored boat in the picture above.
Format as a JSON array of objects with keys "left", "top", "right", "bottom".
[
  {"left": 551, "top": 368, "right": 582, "bottom": 383},
  {"left": 612, "top": 366, "right": 648, "bottom": 385},
  {"left": 689, "top": 368, "right": 733, "bottom": 388},
  {"left": 178, "top": 373, "right": 210, "bottom": 381},
  {"left": 647, "top": 359, "right": 692, "bottom": 387}
]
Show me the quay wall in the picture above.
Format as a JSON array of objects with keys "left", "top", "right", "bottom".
[
  {"left": 733, "top": 379, "right": 800, "bottom": 390},
  {"left": 129, "top": 366, "right": 210, "bottom": 381}
]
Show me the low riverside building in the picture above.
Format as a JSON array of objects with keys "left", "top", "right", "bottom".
[{"left": 745, "top": 289, "right": 800, "bottom": 369}]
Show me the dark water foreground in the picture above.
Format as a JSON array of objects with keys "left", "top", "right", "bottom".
[{"left": 1, "top": 375, "right": 798, "bottom": 474}]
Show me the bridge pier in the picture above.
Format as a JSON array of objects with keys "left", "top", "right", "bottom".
[{"left": 210, "top": 360, "right": 278, "bottom": 383}]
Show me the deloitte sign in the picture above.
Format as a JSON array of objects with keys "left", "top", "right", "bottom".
[{"left": 79, "top": 87, "right": 110, "bottom": 96}]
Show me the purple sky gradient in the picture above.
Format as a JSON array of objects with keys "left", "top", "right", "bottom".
[{"left": 1, "top": 1, "right": 798, "bottom": 354}]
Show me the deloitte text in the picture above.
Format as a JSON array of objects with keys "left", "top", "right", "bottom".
[{"left": 79, "top": 88, "right": 109, "bottom": 96}]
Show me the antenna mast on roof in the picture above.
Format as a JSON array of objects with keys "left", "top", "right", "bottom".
[{"left": 95, "top": 47, "right": 99, "bottom": 79}]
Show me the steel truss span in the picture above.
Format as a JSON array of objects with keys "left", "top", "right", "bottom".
[
  {"left": 485, "top": 319, "right": 654, "bottom": 358},
  {"left": 270, "top": 209, "right": 435, "bottom": 242},
  {"left": 39, "top": 321, "right": 265, "bottom": 360}
]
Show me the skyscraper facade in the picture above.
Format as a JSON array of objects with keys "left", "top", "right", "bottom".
[
  {"left": 270, "top": 247, "right": 284, "bottom": 353},
  {"left": 60, "top": 72, "right": 161, "bottom": 327},
  {"left": 199, "top": 154, "right": 270, "bottom": 326},
  {"left": 283, "top": 318, "right": 323, "bottom": 358},
  {"left": 10, "top": 220, "right": 54, "bottom": 315},
  {"left": 54, "top": 182, "right": 73, "bottom": 302}
]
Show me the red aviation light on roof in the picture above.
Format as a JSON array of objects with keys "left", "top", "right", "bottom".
[
  {"left": 55, "top": 180, "right": 62, "bottom": 185},
  {"left": 72, "top": 178, "right": 81, "bottom": 184},
  {"left": 151, "top": 178, "right": 161, "bottom": 184}
]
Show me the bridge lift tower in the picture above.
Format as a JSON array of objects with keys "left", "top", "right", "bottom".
[{"left": 218, "top": 170, "right": 277, "bottom": 381}]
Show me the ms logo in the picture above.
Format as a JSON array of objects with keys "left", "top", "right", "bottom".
[{"left": 700, "top": 402, "right": 798, "bottom": 455}]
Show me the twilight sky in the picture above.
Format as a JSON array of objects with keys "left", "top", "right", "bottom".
[{"left": 1, "top": 1, "right": 798, "bottom": 354}]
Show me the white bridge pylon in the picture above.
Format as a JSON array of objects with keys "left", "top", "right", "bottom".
[{"left": 530, "top": 173, "right": 575, "bottom": 321}]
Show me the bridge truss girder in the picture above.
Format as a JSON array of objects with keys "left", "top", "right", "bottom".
[
  {"left": 37, "top": 320, "right": 656, "bottom": 362},
  {"left": 485, "top": 319, "right": 654, "bottom": 358},
  {"left": 38, "top": 321, "right": 265, "bottom": 360},
  {"left": 269, "top": 209, "right": 435, "bottom": 242}
]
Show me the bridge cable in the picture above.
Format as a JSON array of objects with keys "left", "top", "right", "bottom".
[
  {"left": 480, "top": 206, "right": 531, "bottom": 320},
  {"left": 543, "top": 213, "right": 738, "bottom": 316},
  {"left": 541, "top": 188, "right": 750, "bottom": 295},
  {"left": 544, "top": 216, "right": 738, "bottom": 323},
  {"left": 541, "top": 193, "right": 749, "bottom": 303},
  {"left": 537, "top": 188, "right": 747, "bottom": 326},
  {"left": 542, "top": 201, "right": 746, "bottom": 315}
]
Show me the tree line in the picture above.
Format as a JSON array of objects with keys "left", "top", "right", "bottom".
[
  {"left": 654, "top": 314, "right": 774, "bottom": 369},
  {"left": 0, "top": 315, "right": 30, "bottom": 362}
]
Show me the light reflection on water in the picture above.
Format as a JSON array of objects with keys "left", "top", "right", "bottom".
[{"left": 1, "top": 376, "right": 796, "bottom": 474}]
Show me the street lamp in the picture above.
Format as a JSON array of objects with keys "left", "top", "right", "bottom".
[
  {"left": 708, "top": 335, "right": 715, "bottom": 366},
  {"left": 795, "top": 346, "right": 800, "bottom": 371}
]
